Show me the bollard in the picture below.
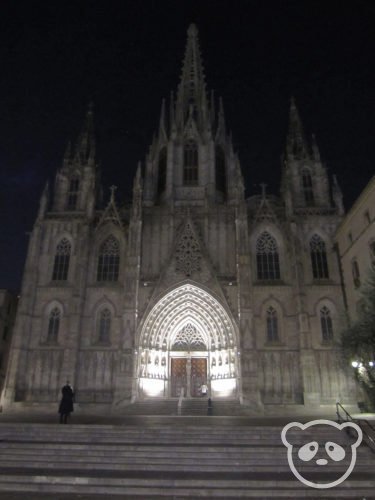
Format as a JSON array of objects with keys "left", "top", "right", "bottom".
[{"left": 207, "top": 397, "right": 212, "bottom": 416}]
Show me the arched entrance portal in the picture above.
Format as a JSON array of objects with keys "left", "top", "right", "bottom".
[{"left": 136, "top": 284, "right": 239, "bottom": 399}]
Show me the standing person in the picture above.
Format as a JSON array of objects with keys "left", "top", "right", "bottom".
[
  {"left": 58, "top": 380, "right": 74, "bottom": 424},
  {"left": 200, "top": 383, "right": 208, "bottom": 397}
]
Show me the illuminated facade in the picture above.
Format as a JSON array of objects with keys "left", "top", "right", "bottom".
[{"left": 2, "top": 25, "right": 357, "bottom": 411}]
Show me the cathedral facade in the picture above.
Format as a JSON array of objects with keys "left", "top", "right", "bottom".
[{"left": 2, "top": 25, "right": 357, "bottom": 411}]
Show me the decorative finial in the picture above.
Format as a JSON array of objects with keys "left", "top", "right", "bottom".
[
  {"left": 188, "top": 23, "right": 198, "bottom": 37},
  {"left": 109, "top": 185, "right": 117, "bottom": 202},
  {"left": 260, "top": 183, "right": 267, "bottom": 199}
]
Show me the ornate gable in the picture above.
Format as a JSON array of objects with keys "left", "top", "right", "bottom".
[{"left": 96, "top": 186, "right": 123, "bottom": 231}]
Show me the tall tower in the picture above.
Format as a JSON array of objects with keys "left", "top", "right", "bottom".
[
  {"left": 143, "top": 24, "right": 244, "bottom": 207},
  {"left": 281, "top": 98, "right": 332, "bottom": 213},
  {"left": 52, "top": 104, "right": 99, "bottom": 217}
]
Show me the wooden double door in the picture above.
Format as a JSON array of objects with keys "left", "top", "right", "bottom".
[{"left": 171, "top": 357, "right": 207, "bottom": 398}]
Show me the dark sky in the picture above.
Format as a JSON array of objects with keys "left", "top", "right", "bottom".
[{"left": 1, "top": 0, "right": 374, "bottom": 291}]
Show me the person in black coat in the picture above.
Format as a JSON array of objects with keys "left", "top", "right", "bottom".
[{"left": 58, "top": 380, "right": 74, "bottom": 424}]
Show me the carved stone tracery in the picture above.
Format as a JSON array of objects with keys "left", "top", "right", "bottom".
[
  {"left": 175, "top": 223, "right": 201, "bottom": 277},
  {"left": 172, "top": 323, "right": 207, "bottom": 351}
]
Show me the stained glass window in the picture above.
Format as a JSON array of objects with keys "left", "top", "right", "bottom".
[
  {"left": 266, "top": 307, "right": 279, "bottom": 342},
  {"left": 98, "top": 308, "right": 111, "bottom": 343},
  {"left": 183, "top": 141, "right": 198, "bottom": 186},
  {"left": 47, "top": 308, "right": 60, "bottom": 343},
  {"left": 256, "top": 232, "right": 280, "bottom": 280},
  {"left": 97, "top": 236, "right": 119, "bottom": 282},
  {"left": 320, "top": 306, "right": 333, "bottom": 342},
  {"left": 310, "top": 235, "right": 329, "bottom": 279},
  {"left": 52, "top": 238, "right": 71, "bottom": 281}
]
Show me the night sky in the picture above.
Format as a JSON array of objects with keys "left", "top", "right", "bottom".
[{"left": 1, "top": 0, "right": 374, "bottom": 291}]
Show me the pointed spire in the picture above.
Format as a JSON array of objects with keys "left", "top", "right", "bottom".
[
  {"left": 169, "top": 91, "right": 176, "bottom": 133},
  {"left": 332, "top": 175, "right": 344, "bottom": 215},
  {"left": 134, "top": 162, "right": 142, "bottom": 191},
  {"left": 216, "top": 97, "right": 226, "bottom": 141},
  {"left": 74, "top": 102, "right": 96, "bottom": 165},
  {"left": 37, "top": 181, "right": 49, "bottom": 220},
  {"left": 286, "top": 97, "right": 310, "bottom": 159},
  {"left": 109, "top": 184, "right": 117, "bottom": 203},
  {"left": 311, "top": 133, "right": 321, "bottom": 162},
  {"left": 210, "top": 90, "right": 215, "bottom": 126},
  {"left": 158, "top": 98, "right": 167, "bottom": 140},
  {"left": 176, "top": 24, "right": 208, "bottom": 129},
  {"left": 132, "top": 162, "right": 143, "bottom": 219}
]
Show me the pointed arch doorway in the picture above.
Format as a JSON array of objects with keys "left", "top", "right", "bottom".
[
  {"left": 170, "top": 322, "right": 208, "bottom": 398},
  {"left": 136, "top": 283, "right": 240, "bottom": 400}
]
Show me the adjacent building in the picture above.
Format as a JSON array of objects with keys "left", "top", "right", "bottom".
[{"left": 335, "top": 176, "right": 375, "bottom": 322}]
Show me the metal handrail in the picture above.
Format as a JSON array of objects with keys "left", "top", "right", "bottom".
[
  {"left": 336, "top": 402, "right": 375, "bottom": 453},
  {"left": 336, "top": 402, "right": 352, "bottom": 423}
]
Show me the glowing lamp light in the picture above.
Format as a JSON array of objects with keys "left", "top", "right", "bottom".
[
  {"left": 351, "top": 361, "right": 360, "bottom": 368},
  {"left": 369, "top": 361, "right": 374, "bottom": 367},
  {"left": 141, "top": 378, "right": 164, "bottom": 397},
  {"left": 211, "top": 378, "right": 236, "bottom": 397}
]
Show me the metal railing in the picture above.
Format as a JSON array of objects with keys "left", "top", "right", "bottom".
[{"left": 336, "top": 402, "right": 375, "bottom": 453}]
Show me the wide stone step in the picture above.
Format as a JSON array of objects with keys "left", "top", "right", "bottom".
[
  {"left": 0, "top": 474, "right": 374, "bottom": 498},
  {"left": 1, "top": 443, "right": 373, "bottom": 463},
  {"left": 0, "top": 423, "right": 353, "bottom": 438},
  {"left": 0, "top": 457, "right": 373, "bottom": 473}
]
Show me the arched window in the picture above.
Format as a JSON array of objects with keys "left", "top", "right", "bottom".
[
  {"left": 266, "top": 307, "right": 279, "bottom": 342},
  {"left": 47, "top": 308, "right": 60, "bottom": 343},
  {"left": 215, "top": 146, "right": 226, "bottom": 195},
  {"left": 256, "top": 232, "right": 280, "bottom": 280},
  {"left": 97, "top": 308, "right": 111, "bottom": 343},
  {"left": 302, "top": 168, "right": 314, "bottom": 205},
  {"left": 320, "top": 306, "right": 333, "bottom": 342},
  {"left": 67, "top": 177, "right": 80, "bottom": 210},
  {"left": 310, "top": 235, "right": 329, "bottom": 279},
  {"left": 183, "top": 141, "right": 198, "bottom": 186},
  {"left": 352, "top": 259, "right": 360, "bottom": 288},
  {"left": 97, "top": 236, "right": 120, "bottom": 282},
  {"left": 52, "top": 238, "right": 71, "bottom": 281},
  {"left": 157, "top": 147, "right": 167, "bottom": 195}
]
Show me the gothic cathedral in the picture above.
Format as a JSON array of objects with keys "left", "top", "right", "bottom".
[{"left": 2, "top": 25, "right": 357, "bottom": 412}]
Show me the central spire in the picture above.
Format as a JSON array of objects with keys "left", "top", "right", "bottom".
[
  {"left": 175, "top": 23, "right": 208, "bottom": 130},
  {"left": 74, "top": 102, "right": 96, "bottom": 165},
  {"left": 286, "top": 97, "right": 310, "bottom": 159}
]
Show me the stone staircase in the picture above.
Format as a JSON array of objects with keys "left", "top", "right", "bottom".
[
  {"left": 116, "top": 398, "right": 179, "bottom": 415},
  {"left": 118, "top": 398, "right": 248, "bottom": 416},
  {"left": 181, "top": 398, "right": 246, "bottom": 416},
  {"left": 0, "top": 418, "right": 374, "bottom": 498}
]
